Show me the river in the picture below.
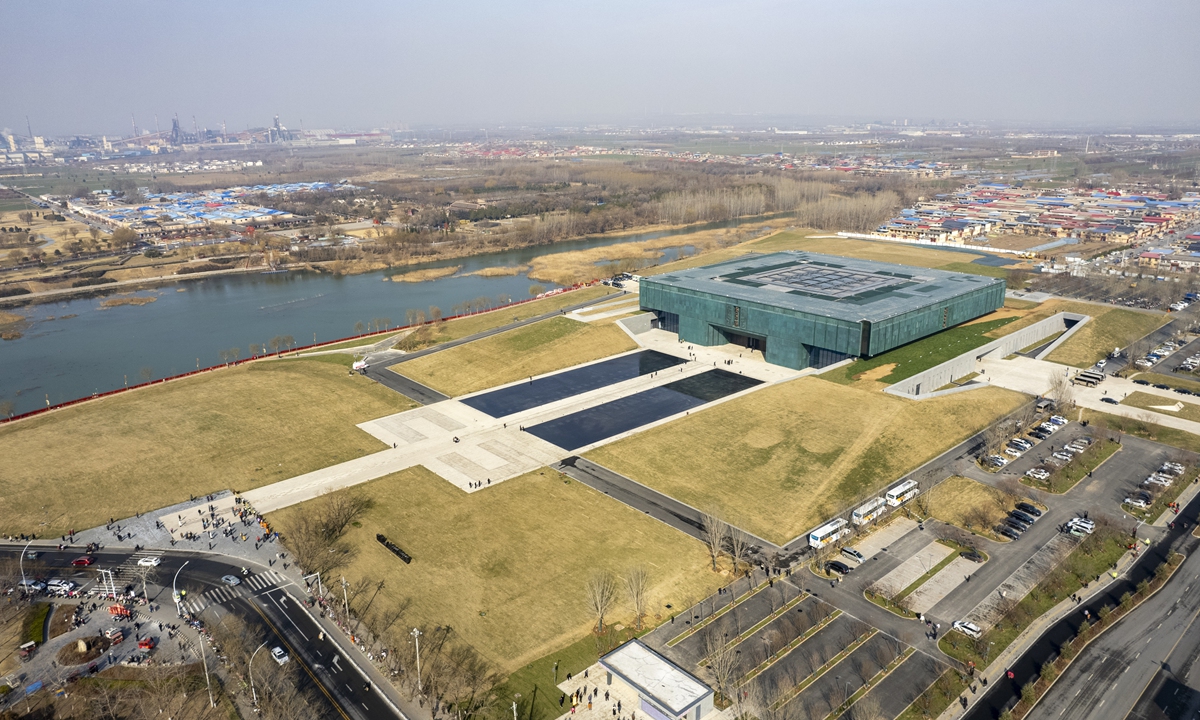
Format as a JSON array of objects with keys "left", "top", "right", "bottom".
[{"left": 0, "top": 218, "right": 771, "bottom": 416}]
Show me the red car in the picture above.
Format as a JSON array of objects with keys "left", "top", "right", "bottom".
[{"left": 71, "top": 557, "right": 95, "bottom": 567}]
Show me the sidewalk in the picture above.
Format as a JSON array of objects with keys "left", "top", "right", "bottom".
[{"left": 934, "top": 548, "right": 1140, "bottom": 720}]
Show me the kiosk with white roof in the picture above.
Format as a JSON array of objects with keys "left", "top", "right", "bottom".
[{"left": 599, "top": 640, "right": 715, "bottom": 720}]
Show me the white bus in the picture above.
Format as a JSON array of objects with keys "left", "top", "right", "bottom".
[
  {"left": 885, "top": 480, "right": 920, "bottom": 507},
  {"left": 809, "top": 518, "right": 850, "bottom": 549},
  {"left": 851, "top": 497, "right": 887, "bottom": 526}
]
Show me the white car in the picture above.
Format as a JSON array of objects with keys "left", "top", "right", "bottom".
[
  {"left": 1125, "top": 497, "right": 1151, "bottom": 509},
  {"left": 953, "top": 620, "right": 982, "bottom": 639},
  {"left": 1053, "top": 452, "right": 1073, "bottom": 462},
  {"left": 1004, "top": 448, "right": 1022, "bottom": 458},
  {"left": 1095, "top": 359, "right": 1107, "bottom": 369},
  {"left": 272, "top": 646, "right": 290, "bottom": 665},
  {"left": 137, "top": 557, "right": 162, "bottom": 567},
  {"left": 1026, "top": 468, "right": 1050, "bottom": 480},
  {"left": 1050, "top": 415, "right": 1069, "bottom": 425}
]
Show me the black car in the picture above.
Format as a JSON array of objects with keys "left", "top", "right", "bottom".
[
  {"left": 1155, "top": 383, "right": 1171, "bottom": 390},
  {"left": 1004, "top": 517, "right": 1030, "bottom": 532},
  {"left": 824, "top": 561, "right": 851, "bottom": 576},
  {"left": 1134, "top": 379, "right": 1151, "bottom": 386},
  {"left": 1010, "top": 510, "right": 1036, "bottom": 525},
  {"left": 1177, "top": 388, "right": 1194, "bottom": 395},
  {"left": 1101, "top": 397, "right": 1119, "bottom": 404},
  {"left": 1016, "top": 502, "right": 1043, "bottom": 517},
  {"left": 998, "top": 527, "right": 1021, "bottom": 541},
  {"left": 1030, "top": 431, "right": 1050, "bottom": 440},
  {"left": 960, "top": 550, "right": 985, "bottom": 563}
]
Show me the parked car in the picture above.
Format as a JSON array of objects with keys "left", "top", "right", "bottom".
[
  {"left": 1154, "top": 383, "right": 1172, "bottom": 390},
  {"left": 1125, "top": 497, "right": 1151, "bottom": 509},
  {"left": 1050, "top": 415, "right": 1068, "bottom": 425},
  {"left": 824, "top": 561, "right": 852, "bottom": 576},
  {"left": 953, "top": 620, "right": 983, "bottom": 639},
  {"left": 1101, "top": 397, "right": 1119, "bottom": 405},
  {"left": 841, "top": 547, "right": 865, "bottom": 564},
  {"left": 1016, "top": 502, "right": 1043, "bottom": 517},
  {"left": 998, "top": 527, "right": 1022, "bottom": 541},
  {"left": 1005, "top": 447, "right": 1022, "bottom": 457},
  {"left": 1134, "top": 379, "right": 1151, "bottom": 386},
  {"left": 1004, "top": 517, "right": 1030, "bottom": 533},
  {"left": 271, "top": 646, "right": 290, "bottom": 665},
  {"left": 1010, "top": 510, "right": 1037, "bottom": 525},
  {"left": 1052, "top": 452, "right": 1074, "bottom": 462},
  {"left": 960, "top": 550, "right": 985, "bottom": 563},
  {"left": 18, "top": 579, "right": 47, "bottom": 592},
  {"left": 1025, "top": 468, "right": 1050, "bottom": 481}
]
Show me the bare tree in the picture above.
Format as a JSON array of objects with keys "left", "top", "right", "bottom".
[
  {"left": 1047, "top": 369, "right": 1075, "bottom": 410},
  {"left": 728, "top": 527, "right": 751, "bottom": 576},
  {"left": 704, "top": 628, "right": 739, "bottom": 707},
  {"left": 586, "top": 571, "right": 620, "bottom": 633},
  {"left": 701, "top": 507, "right": 729, "bottom": 572},
  {"left": 850, "top": 694, "right": 884, "bottom": 720},
  {"left": 625, "top": 566, "right": 650, "bottom": 631}
]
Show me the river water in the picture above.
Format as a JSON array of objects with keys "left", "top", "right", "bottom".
[{"left": 0, "top": 219, "right": 768, "bottom": 416}]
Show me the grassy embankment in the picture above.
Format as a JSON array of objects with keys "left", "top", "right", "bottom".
[
  {"left": 396, "top": 316, "right": 637, "bottom": 397},
  {"left": 987, "top": 298, "right": 1168, "bottom": 368},
  {"left": 587, "top": 377, "right": 1027, "bottom": 546},
  {"left": 926, "top": 475, "right": 1013, "bottom": 542},
  {"left": 268, "top": 467, "right": 720, "bottom": 675},
  {"left": 0, "top": 357, "right": 414, "bottom": 535}
]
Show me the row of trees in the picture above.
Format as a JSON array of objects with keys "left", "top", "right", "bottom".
[{"left": 584, "top": 566, "right": 650, "bottom": 634}]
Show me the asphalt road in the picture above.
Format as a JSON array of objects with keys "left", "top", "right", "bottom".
[
  {"left": 1027, "top": 529, "right": 1200, "bottom": 720},
  {"left": 963, "top": 490, "right": 1200, "bottom": 720},
  {"left": 362, "top": 291, "right": 628, "bottom": 404},
  {"left": 3, "top": 547, "right": 399, "bottom": 720}
]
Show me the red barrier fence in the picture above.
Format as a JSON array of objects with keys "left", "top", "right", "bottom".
[{"left": 0, "top": 283, "right": 597, "bottom": 426}]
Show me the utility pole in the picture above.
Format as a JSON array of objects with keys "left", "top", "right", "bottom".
[
  {"left": 411, "top": 628, "right": 423, "bottom": 694},
  {"left": 198, "top": 626, "right": 215, "bottom": 707}
]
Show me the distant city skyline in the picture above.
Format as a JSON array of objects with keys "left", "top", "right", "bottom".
[{"left": 3, "top": 0, "right": 1199, "bottom": 137}]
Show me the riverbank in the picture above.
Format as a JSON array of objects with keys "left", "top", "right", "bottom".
[{"left": 0, "top": 214, "right": 789, "bottom": 308}]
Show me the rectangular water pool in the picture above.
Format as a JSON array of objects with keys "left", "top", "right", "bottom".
[
  {"left": 525, "top": 369, "right": 762, "bottom": 451},
  {"left": 460, "top": 350, "right": 686, "bottom": 418}
]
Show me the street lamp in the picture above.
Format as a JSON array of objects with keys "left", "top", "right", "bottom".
[
  {"left": 411, "top": 628, "right": 423, "bottom": 695},
  {"left": 173, "top": 560, "right": 190, "bottom": 616},
  {"left": 18, "top": 539, "right": 33, "bottom": 595},
  {"left": 249, "top": 640, "right": 269, "bottom": 706}
]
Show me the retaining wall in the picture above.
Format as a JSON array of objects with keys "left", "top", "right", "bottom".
[{"left": 884, "top": 311, "right": 1091, "bottom": 400}]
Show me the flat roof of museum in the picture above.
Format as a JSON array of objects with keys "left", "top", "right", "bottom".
[{"left": 644, "top": 251, "right": 1003, "bottom": 322}]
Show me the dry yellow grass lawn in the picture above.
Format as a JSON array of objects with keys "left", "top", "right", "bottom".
[
  {"left": 396, "top": 316, "right": 637, "bottom": 396},
  {"left": 0, "top": 356, "right": 414, "bottom": 536},
  {"left": 268, "top": 466, "right": 720, "bottom": 673},
  {"left": 927, "top": 476, "right": 1010, "bottom": 538},
  {"left": 529, "top": 221, "right": 788, "bottom": 285},
  {"left": 987, "top": 298, "right": 1168, "bottom": 367},
  {"left": 1121, "top": 391, "right": 1200, "bottom": 423},
  {"left": 587, "top": 378, "right": 1026, "bottom": 545}
]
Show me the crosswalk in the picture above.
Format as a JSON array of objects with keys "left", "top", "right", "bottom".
[{"left": 181, "top": 570, "right": 286, "bottom": 614}]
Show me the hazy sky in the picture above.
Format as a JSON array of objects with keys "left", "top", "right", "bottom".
[{"left": 4, "top": 0, "right": 1199, "bottom": 136}]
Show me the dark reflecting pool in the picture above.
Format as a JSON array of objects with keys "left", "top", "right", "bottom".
[
  {"left": 525, "top": 369, "right": 762, "bottom": 451},
  {"left": 460, "top": 350, "right": 686, "bottom": 418}
]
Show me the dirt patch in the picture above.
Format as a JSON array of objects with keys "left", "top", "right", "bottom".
[
  {"left": 0, "top": 311, "right": 23, "bottom": 325},
  {"left": 48, "top": 604, "right": 76, "bottom": 639},
  {"left": 963, "top": 307, "right": 1028, "bottom": 326},
  {"left": 100, "top": 295, "right": 157, "bottom": 308},
  {"left": 57, "top": 634, "right": 112, "bottom": 666},
  {"left": 391, "top": 266, "right": 461, "bottom": 282},
  {"left": 854, "top": 363, "right": 897, "bottom": 382},
  {"left": 982, "top": 234, "right": 1056, "bottom": 251}
]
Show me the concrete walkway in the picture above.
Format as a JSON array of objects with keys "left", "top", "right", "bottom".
[
  {"left": 875, "top": 541, "right": 954, "bottom": 597},
  {"left": 979, "top": 355, "right": 1200, "bottom": 436}
]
